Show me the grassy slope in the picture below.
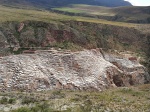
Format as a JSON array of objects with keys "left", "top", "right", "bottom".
[
  {"left": 0, "top": 5, "right": 136, "bottom": 27},
  {"left": 0, "top": 5, "right": 149, "bottom": 59},
  {"left": 0, "top": 5, "right": 149, "bottom": 73},
  {"left": 53, "top": 4, "right": 150, "bottom": 23},
  {"left": 0, "top": 84, "right": 150, "bottom": 112},
  {"left": 53, "top": 4, "right": 115, "bottom": 16},
  {"left": 0, "top": 5, "right": 149, "bottom": 112}
]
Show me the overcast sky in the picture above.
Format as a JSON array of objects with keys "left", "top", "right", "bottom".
[{"left": 125, "top": 0, "right": 150, "bottom": 6}]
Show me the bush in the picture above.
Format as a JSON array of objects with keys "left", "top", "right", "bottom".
[
  {"left": 80, "top": 100, "right": 93, "bottom": 112},
  {"left": 118, "top": 88, "right": 143, "bottom": 97},
  {"left": 12, "top": 102, "right": 54, "bottom": 112},
  {"left": 51, "top": 90, "right": 65, "bottom": 99},
  {"left": 70, "top": 97, "right": 80, "bottom": 102},
  {"left": 31, "top": 106, "right": 40, "bottom": 112},
  {"left": 8, "top": 98, "right": 16, "bottom": 104},
  {"left": 11, "top": 107, "right": 31, "bottom": 112},
  {"left": 37, "top": 102, "right": 53, "bottom": 112},
  {"left": 22, "top": 97, "right": 37, "bottom": 104},
  {"left": 0, "top": 97, "right": 8, "bottom": 104},
  {"left": 0, "top": 97, "right": 16, "bottom": 104}
]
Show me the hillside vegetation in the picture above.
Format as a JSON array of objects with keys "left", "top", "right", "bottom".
[
  {"left": 0, "top": 5, "right": 136, "bottom": 27},
  {"left": 0, "top": 5, "right": 149, "bottom": 72},
  {"left": 53, "top": 5, "right": 150, "bottom": 23},
  {"left": 0, "top": 3, "right": 150, "bottom": 112},
  {"left": 0, "top": 4, "right": 149, "bottom": 69},
  {"left": 0, "top": 0, "right": 132, "bottom": 8},
  {"left": 0, "top": 84, "right": 150, "bottom": 112}
]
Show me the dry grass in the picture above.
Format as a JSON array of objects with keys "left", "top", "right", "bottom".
[
  {"left": 0, "top": 5, "right": 138, "bottom": 28},
  {"left": 0, "top": 84, "right": 150, "bottom": 112},
  {"left": 53, "top": 4, "right": 115, "bottom": 16},
  {"left": 53, "top": 4, "right": 150, "bottom": 29}
]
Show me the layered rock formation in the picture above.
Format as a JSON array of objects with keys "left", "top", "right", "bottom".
[
  {"left": 0, "top": 49, "right": 149, "bottom": 92},
  {"left": 0, "top": 21, "right": 148, "bottom": 56}
]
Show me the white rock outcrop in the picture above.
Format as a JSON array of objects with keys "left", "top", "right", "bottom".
[{"left": 0, "top": 49, "right": 149, "bottom": 91}]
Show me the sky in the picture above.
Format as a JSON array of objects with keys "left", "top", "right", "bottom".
[{"left": 125, "top": 0, "right": 150, "bottom": 6}]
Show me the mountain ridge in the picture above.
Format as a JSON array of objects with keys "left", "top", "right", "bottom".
[{"left": 0, "top": 0, "right": 132, "bottom": 8}]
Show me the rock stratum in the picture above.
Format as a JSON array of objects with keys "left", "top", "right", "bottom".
[{"left": 0, "top": 49, "right": 149, "bottom": 92}]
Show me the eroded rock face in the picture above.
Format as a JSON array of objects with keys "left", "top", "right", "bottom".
[{"left": 0, "top": 49, "right": 149, "bottom": 91}]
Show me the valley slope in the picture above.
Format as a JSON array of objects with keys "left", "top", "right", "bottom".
[
  {"left": 0, "top": 3, "right": 150, "bottom": 112},
  {"left": 53, "top": 5, "right": 150, "bottom": 23},
  {"left": 0, "top": 4, "right": 150, "bottom": 92}
]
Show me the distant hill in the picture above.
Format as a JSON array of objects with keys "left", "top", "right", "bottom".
[
  {"left": 0, "top": 0, "right": 132, "bottom": 8},
  {"left": 53, "top": 5, "right": 150, "bottom": 23}
]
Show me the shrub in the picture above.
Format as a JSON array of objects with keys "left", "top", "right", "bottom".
[
  {"left": 11, "top": 107, "right": 31, "bottom": 112},
  {"left": 22, "top": 97, "right": 37, "bottom": 104},
  {"left": 51, "top": 90, "right": 65, "bottom": 99},
  {"left": 34, "top": 102, "right": 54, "bottom": 112},
  {"left": 31, "top": 106, "right": 40, "bottom": 112},
  {"left": 8, "top": 98, "right": 16, "bottom": 104},
  {"left": 12, "top": 102, "right": 54, "bottom": 112},
  {"left": 80, "top": 100, "right": 93, "bottom": 112},
  {"left": 70, "top": 97, "right": 80, "bottom": 102},
  {"left": 118, "top": 88, "right": 143, "bottom": 97},
  {"left": 0, "top": 97, "right": 8, "bottom": 104}
]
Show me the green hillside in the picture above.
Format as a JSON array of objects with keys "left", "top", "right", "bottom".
[
  {"left": 0, "top": 3, "right": 150, "bottom": 112},
  {"left": 0, "top": 5, "right": 136, "bottom": 27},
  {"left": 53, "top": 4, "right": 115, "bottom": 16},
  {"left": 0, "top": 0, "right": 132, "bottom": 8},
  {"left": 0, "top": 4, "right": 149, "bottom": 73},
  {"left": 53, "top": 4, "right": 150, "bottom": 23}
]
